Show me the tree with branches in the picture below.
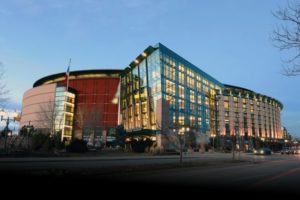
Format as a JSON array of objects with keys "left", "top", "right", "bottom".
[
  {"left": 74, "top": 104, "right": 104, "bottom": 147},
  {"left": 272, "top": 0, "right": 300, "bottom": 76},
  {"left": 0, "top": 62, "right": 9, "bottom": 106},
  {"left": 37, "top": 100, "right": 63, "bottom": 136}
]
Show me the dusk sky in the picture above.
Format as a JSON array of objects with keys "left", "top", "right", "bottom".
[{"left": 0, "top": 0, "right": 299, "bottom": 137}]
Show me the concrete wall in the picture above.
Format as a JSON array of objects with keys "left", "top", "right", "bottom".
[{"left": 20, "top": 84, "right": 56, "bottom": 128}]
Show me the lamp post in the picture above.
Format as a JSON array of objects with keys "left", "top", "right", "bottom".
[
  {"left": 177, "top": 127, "right": 189, "bottom": 164},
  {"left": 215, "top": 93, "right": 221, "bottom": 152},
  {"left": 284, "top": 139, "right": 288, "bottom": 149},
  {"left": 0, "top": 109, "right": 17, "bottom": 153},
  {"left": 211, "top": 133, "right": 216, "bottom": 152},
  {"left": 26, "top": 121, "right": 33, "bottom": 151},
  {"left": 178, "top": 127, "right": 184, "bottom": 164},
  {"left": 261, "top": 137, "right": 265, "bottom": 147}
]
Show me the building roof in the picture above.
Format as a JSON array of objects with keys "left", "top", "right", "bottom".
[
  {"left": 224, "top": 84, "right": 283, "bottom": 109},
  {"left": 33, "top": 69, "right": 123, "bottom": 87}
]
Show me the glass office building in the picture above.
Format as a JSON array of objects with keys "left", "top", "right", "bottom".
[{"left": 120, "top": 43, "right": 223, "bottom": 147}]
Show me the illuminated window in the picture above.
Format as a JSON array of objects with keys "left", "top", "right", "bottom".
[
  {"left": 197, "top": 96, "right": 202, "bottom": 105},
  {"left": 164, "top": 65, "right": 175, "bottom": 80},
  {"left": 187, "top": 76, "right": 194, "bottom": 88},
  {"left": 224, "top": 102, "right": 229, "bottom": 109},
  {"left": 165, "top": 80, "right": 176, "bottom": 96},
  {"left": 179, "top": 99, "right": 185, "bottom": 109},
  {"left": 206, "top": 118, "right": 209, "bottom": 125},
  {"left": 179, "top": 72, "right": 185, "bottom": 84},
  {"left": 197, "top": 117, "right": 202, "bottom": 124},
  {"left": 187, "top": 68, "right": 195, "bottom": 77},
  {"left": 179, "top": 64, "right": 185, "bottom": 72},
  {"left": 190, "top": 116, "right": 196, "bottom": 127},
  {"left": 135, "top": 105, "right": 140, "bottom": 119},
  {"left": 142, "top": 118, "right": 147, "bottom": 127},
  {"left": 205, "top": 97, "right": 209, "bottom": 106},
  {"left": 190, "top": 90, "right": 195, "bottom": 103},
  {"left": 142, "top": 102, "right": 147, "bottom": 113},
  {"left": 170, "top": 98, "right": 176, "bottom": 109},
  {"left": 203, "top": 86, "right": 209, "bottom": 94},
  {"left": 165, "top": 94, "right": 172, "bottom": 101},
  {"left": 179, "top": 85, "right": 185, "bottom": 99},
  {"left": 173, "top": 113, "right": 176, "bottom": 124},
  {"left": 179, "top": 113, "right": 184, "bottom": 125},
  {"left": 197, "top": 81, "right": 202, "bottom": 91}
]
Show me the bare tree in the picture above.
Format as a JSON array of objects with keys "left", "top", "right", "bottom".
[
  {"left": 272, "top": 0, "right": 300, "bottom": 76},
  {"left": 74, "top": 104, "right": 103, "bottom": 147},
  {"left": 37, "top": 100, "right": 63, "bottom": 135},
  {"left": 0, "top": 62, "right": 9, "bottom": 106}
]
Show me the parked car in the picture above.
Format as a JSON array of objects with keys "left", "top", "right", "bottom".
[
  {"left": 281, "top": 147, "right": 293, "bottom": 154},
  {"left": 253, "top": 147, "right": 272, "bottom": 155},
  {"left": 292, "top": 148, "right": 300, "bottom": 154}
]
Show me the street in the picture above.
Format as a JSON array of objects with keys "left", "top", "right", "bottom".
[{"left": 0, "top": 152, "right": 299, "bottom": 195}]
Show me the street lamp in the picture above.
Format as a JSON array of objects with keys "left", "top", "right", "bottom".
[
  {"left": 26, "top": 121, "right": 33, "bottom": 151},
  {"left": 261, "top": 137, "right": 265, "bottom": 147},
  {"left": 284, "top": 139, "right": 288, "bottom": 148},
  {"left": 177, "top": 127, "right": 189, "bottom": 164},
  {"left": 211, "top": 133, "right": 216, "bottom": 152},
  {"left": 178, "top": 127, "right": 185, "bottom": 164},
  {"left": 0, "top": 109, "right": 18, "bottom": 153}
]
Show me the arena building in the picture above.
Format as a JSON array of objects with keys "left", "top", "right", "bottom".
[
  {"left": 20, "top": 43, "right": 284, "bottom": 151},
  {"left": 20, "top": 69, "right": 122, "bottom": 143}
]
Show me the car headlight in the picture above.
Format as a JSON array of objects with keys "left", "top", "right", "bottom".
[
  {"left": 254, "top": 150, "right": 257, "bottom": 153},
  {"left": 260, "top": 150, "right": 264, "bottom": 154}
]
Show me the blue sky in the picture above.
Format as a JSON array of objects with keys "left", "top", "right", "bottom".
[{"left": 0, "top": 0, "right": 299, "bottom": 137}]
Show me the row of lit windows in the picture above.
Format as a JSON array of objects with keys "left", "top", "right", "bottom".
[
  {"left": 162, "top": 58, "right": 220, "bottom": 90},
  {"left": 173, "top": 114, "right": 203, "bottom": 127},
  {"left": 164, "top": 79, "right": 217, "bottom": 103},
  {"left": 222, "top": 94, "right": 281, "bottom": 108}
]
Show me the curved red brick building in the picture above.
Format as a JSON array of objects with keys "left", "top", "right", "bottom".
[{"left": 21, "top": 69, "right": 122, "bottom": 143}]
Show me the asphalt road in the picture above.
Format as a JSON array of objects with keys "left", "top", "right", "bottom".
[
  {"left": 117, "top": 155, "right": 300, "bottom": 190},
  {"left": 0, "top": 152, "right": 299, "bottom": 196}
]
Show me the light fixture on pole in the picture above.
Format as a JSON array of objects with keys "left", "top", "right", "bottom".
[
  {"left": 26, "top": 120, "right": 33, "bottom": 151},
  {"left": 178, "top": 127, "right": 188, "bottom": 164},
  {"left": 211, "top": 133, "right": 216, "bottom": 152},
  {"left": 0, "top": 109, "right": 18, "bottom": 153}
]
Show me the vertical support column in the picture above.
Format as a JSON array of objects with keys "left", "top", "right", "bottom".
[
  {"left": 102, "top": 129, "right": 107, "bottom": 148},
  {"left": 145, "top": 57, "right": 152, "bottom": 129}
]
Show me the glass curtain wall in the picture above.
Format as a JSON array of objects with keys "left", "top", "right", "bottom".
[
  {"left": 55, "top": 86, "right": 75, "bottom": 142},
  {"left": 160, "top": 44, "right": 223, "bottom": 136},
  {"left": 120, "top": 48, "right": 161, "bottom": 132},
  {"left": 121, "top": 43, "right": 224, "bottom": 139}
]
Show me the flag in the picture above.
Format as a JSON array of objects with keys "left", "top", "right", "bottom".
[{"left": 66, "top": 58, "right": 71, "bottom": 90}]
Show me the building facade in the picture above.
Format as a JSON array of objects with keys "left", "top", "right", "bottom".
[
  {"left": 120, "top": 43, "right": 283, "bottom": 150},
  {"left": 20, "top": 43, "right": 284, "bottom": 150},
  {"left": 216, "top": 85, "right": 283, "bottom": 150},
  {"left": 21, "top": 69, "right": 122, "bottom": 143}
]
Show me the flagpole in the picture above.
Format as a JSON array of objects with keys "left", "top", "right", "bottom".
[
  {"left": 62, "top": 58, "right": 71, "bottom": 142},
  {"left": 67, "top": 58, "right": 71, "bottom": 91}
]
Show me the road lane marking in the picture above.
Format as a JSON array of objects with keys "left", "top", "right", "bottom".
[{"left": 250, "top": 167, "right": 300, "bottom": 188}]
